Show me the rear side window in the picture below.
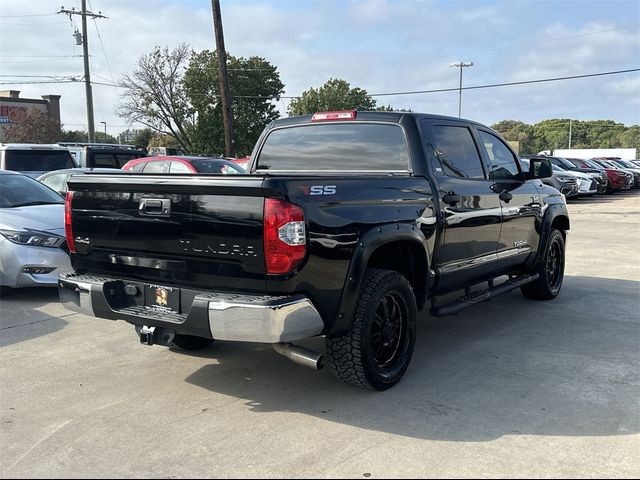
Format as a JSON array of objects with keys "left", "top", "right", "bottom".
[
  {"left": 169, "top": 161, "right": 192, "bottom": 173},
  {"left": 4, "top": 150, "right": 75, "bottom": 172},
  {"left": 431, "top": 125, "right": 485, "bottom": 179},
  {"left": 256, "top": 123, "right": 410, "bottom": 171},
  {"left": 41, "top": 172, "right": 69, "bottom": 193}
]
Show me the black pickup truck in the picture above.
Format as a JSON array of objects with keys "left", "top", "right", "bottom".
[{"left": 59, "top": 111, "right": 568, "bottom": 390}]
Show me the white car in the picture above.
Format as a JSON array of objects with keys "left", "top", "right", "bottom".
[
  {"left": 0, "top": 171, "right": 72, "bottom": 294},
  {"left": 567, "top": 169, "right": 598, "bottom": 195}
]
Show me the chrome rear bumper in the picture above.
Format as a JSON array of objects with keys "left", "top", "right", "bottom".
[{"left": 59, "top": 273, "right": 325, "bottom": 343}]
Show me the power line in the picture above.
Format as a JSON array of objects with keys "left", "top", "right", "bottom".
[
  {"left": 0, "top": 55, "right": 82, "bottom": 58},
  {"left": 369, "top": 68, "right": 640, "bottom": 97},
  {"left": 0, "top": 21, "right": 68, "bottom": 25},
  {"left": 57, "top": 2, "right": 108, "bottom": 143},
  {"left": 2, "top": 67, "right": 638, "bottom": 101},
  {"left": 88, "top": 0, "right": 119, "bottom": 101},
  {"left": 0, "top": 13, "right": 57, "bottom": 18}
]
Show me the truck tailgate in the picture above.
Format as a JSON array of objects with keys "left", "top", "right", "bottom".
[{"left": 67, "top": 174, "right": 267, "bottom": 292}]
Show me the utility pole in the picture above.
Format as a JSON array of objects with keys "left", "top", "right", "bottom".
[
  {"left": 568, "top": 118, "right": 572, "bottom": 149},
  {"left": 58, "top": 2, "right": 107, "bottom": 143},
  {"left": 449, "top": 61, "right": 474, "bottom": 117},
  {"left": 211, "top": 0, "right": 235, "bottom": 157}
]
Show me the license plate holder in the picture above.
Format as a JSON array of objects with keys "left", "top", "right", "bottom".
[{"left": 144, "top": 284, "right": 180, "bottom": 314}]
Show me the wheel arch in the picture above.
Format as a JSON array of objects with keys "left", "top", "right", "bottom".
[
  {"left": 528, "top": 203, "right": 570, "bottom": 270},
  {"left": 329, "top": 224, "right": 430, "bottom": 336}
]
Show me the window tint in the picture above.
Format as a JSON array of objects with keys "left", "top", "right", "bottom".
[
  {"left": 478, "top": 131, "right": 520, "bottom": 180},
  {"left": 142, "top": 161, "right": 168, "bottom": 173},
  {"left": 93, "top": 153, "right": 117, "bottom": 168},
  {"left": 169, "top": 161, "right": 192, "bottom": 173},
  {"left": 256, "top": 123, "right": 410, "bottom": 171},
  {"left": 190, "top": 159, "right": 245, "bottom": 174},
  {"left": 4, "top": 150, "right": 75, "bottom": 172},
  {"left": 431, "top": 125, "right": 485, "bottom": 179}
]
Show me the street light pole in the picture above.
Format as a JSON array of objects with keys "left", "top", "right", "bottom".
[
  {"left": 449, "top": 61, "right": 474, "bottom": 117},
  {"left": 100, "top": 121, "right": 106, "bottom": 140}
]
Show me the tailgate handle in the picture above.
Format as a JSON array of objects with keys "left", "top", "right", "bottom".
[{"left": 139, "top": 198, "right": 171, "bottom": 216}]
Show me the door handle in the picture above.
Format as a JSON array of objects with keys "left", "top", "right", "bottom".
[
  {"left": 499, "top": 191, "right": 513, "bottom": 203},
  {"left": 442, "top": 192, "right": 460, "bottom": 206}
]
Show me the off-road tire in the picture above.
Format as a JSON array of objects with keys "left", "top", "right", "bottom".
[
  {"left": 325, "top": 269, "right": 417, "bottom": 391},
  {"left": 521, "top": 228, "right": 565, "bottom": 300}
]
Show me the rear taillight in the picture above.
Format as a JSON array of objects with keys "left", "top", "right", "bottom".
[
  {"left": 263, "top": 198, "right": 306, "bottom": 275},
  {"left": 311, "top": 110, "right": 357, "bottom": 122},
  {"left": 64, "top": 191, "right": 75, "bottom": 254}
]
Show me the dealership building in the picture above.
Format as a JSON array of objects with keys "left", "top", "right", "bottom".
[{"left": 0, "top": 90, "right": 61, "bottom": 141}]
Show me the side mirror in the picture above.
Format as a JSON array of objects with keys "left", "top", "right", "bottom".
[{"left": 525, "top": 158, "right": 553, "bottom": 180}]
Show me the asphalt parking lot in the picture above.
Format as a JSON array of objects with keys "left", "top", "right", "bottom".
[{"left": 1, "top": 191, "right": 638, "bottom": 479}]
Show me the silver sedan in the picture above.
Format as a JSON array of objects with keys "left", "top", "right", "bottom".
[{"left": 0, "top": 171, "right": 72, "bottom": 294}]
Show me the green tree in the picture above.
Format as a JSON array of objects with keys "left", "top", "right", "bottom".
[
  {"left": 59, "top": 129, "right": 88, "bottom": 142},
  {"left": 118, "top": 44, "right": 194, "bottom": 151},
  {"left": 183, "top": 51, "right": 284, "bottom": 156},
  {"left": 131, "top": 128, "right": 155, "bottom": 149},
  {"left": 94, "top": 132, "right": 118, "bottom": 144},
  {"left": 617, "top": 126, "right": 640, "bottom": 150},
  {"left": 3, "top": 108, "right": 61, "bottom": 143},
  {"left": 287, "top": 78, "right": 377, "bottom": 116},
  {"left": 491, "top": 120, "right": 535, "bottom": 154},
  {"left": 147, "top": 133, "right": 182, "bottom": 149}
]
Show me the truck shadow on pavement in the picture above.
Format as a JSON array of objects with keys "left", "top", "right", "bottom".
[
  {"left": 185, "top": 275, "right": 639, "bottom": 442},
  {"left": 0, "top": 289, "right": 70, "bottom": 348}
]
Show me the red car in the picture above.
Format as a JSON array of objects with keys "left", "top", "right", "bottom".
[
  {"left": 229, "top": 155, "right": 251, "bottom": 171},
  {"left": 586, "top": 159, "right": 633, "bottom": 192},
  {"left": 122, "top": 156, "right": 246, "bottom": 174}
]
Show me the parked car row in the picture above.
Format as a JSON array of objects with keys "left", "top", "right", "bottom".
[
  {"left": 0, "top": 148, "right": 247, "bottom": 295},
  {"left": 520, "top": 154, "right": 638, "bottom": 197}
]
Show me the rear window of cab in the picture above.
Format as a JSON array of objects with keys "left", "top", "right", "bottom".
[{"left": 256, "top": 123, "right": 410, "bottom": 171}]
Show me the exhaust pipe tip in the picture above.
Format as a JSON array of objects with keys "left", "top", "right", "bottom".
[{"left": 273, "top": 343, "right": 324, "bottom": 371}]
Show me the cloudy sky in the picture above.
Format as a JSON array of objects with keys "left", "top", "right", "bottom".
[{"left": 1, "top": 0, "right": 639, "bottom": 136}]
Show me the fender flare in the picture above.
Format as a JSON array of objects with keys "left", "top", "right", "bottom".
[
  {"left": 328, "top": 223, "right": 431, "bottom": 336},
  {"left": 528, "top": 203, "right": 570, "bottom": 269}
]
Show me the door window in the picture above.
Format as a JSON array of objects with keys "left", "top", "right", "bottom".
[
  {"left": 430, "top": 125, "right": 486, "bottom": 179},
  {"left": 478, "top": 131, "right": 521, "bottom": 180}
]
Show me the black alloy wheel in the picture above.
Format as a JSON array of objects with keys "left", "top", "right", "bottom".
[
  {"left": 326, "top": 269, "right": 417, "bottom": 390},
  {"left": 521, "top": 228, "right": 565, "bottom": 300},
  {"left": 370, "top": 291, "right": 409, "bottom": 369}
]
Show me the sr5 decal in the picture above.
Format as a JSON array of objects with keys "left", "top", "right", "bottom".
[{"left": 310, "top": 185, "right": 337, "bottom": 195}]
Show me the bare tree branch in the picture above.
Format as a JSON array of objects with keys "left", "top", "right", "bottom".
[{"left": 117, "top": 44, "right": 194, "bottom": 151}]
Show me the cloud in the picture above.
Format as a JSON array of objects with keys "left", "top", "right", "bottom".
[{"left": 1, "top": 0, "right": 638, "bottom": 136}]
